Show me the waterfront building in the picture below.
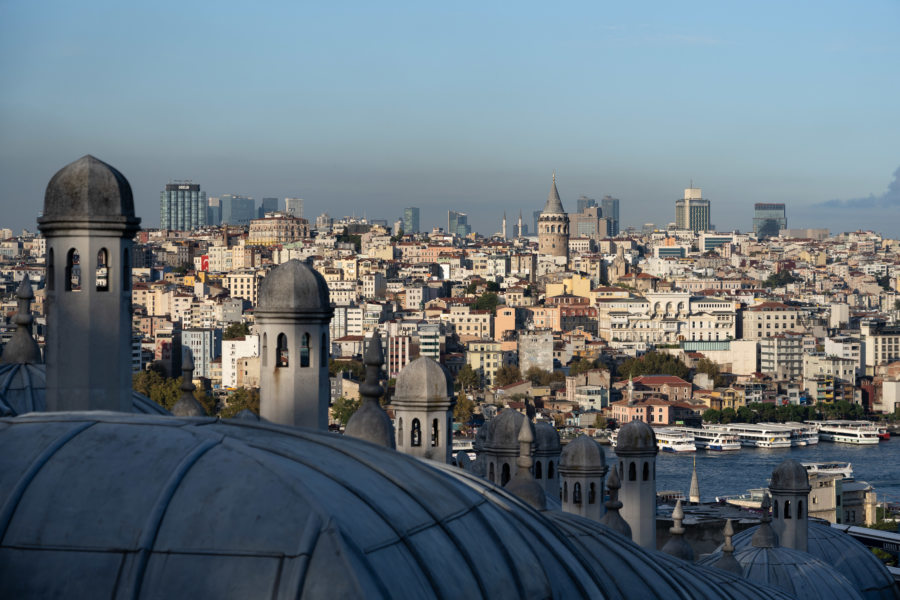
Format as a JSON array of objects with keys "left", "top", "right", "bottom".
[
  {"left": 674, "top": 186, "right": 711, "bottom": 232},
  {"left": 753, "top": 203, "right": 787, "bottom": 239},
  {"left": 160, "top": 182, "right": 207, "bottom": 231}
]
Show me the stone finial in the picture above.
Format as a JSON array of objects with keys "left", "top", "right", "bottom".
[
  {"left": 504, "top": 414, "right": 546, "bottom": 510},
  {"left": 661, "top": 499, "right": 695, "bottom": 561},
  {"left": 344, "top": 332, "right": 396, "bottom": 448},
  {"left": 172, "top": 352, "right": 207, "bottom": 417},
  {"left": 689, "top": 455, "right": 700, "bottom": 504},
  {"left": 751, "top": 495, "right": 778, "bottom": 549},
  {"left": 456, "top": 451, "right": 471, "bottom": 470},
  {"left": 599, "top": 465, "right": 632, "bottom": 539},
  {"left": 0, "top": 276, "right": 41, "bottom": 365},
  {"left": 714, "top": 519, "right": 743, "bottom": 575}
]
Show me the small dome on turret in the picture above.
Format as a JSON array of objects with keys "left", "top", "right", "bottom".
[
  {"left": 534, "top": 421, "right": 561, "bottom": 453},
  {"left": 615, "top": 419, "right": 657, "bottom": 454},
  {"left": 769, "top": 459, "right": 811, "bottom": 492},
  {"left": 393, "top": 356, "right": 451, "bottom": 405},
  {"left": 560, "top": 434, "right": 606, "bottom": 471},
  {"left": 257, "top": 260, "right": 331, "bottom": 313},
  {"left": 485, "top": 409, "right": 532, "bottom": 451},
  {"left": 41, "top": 155, "right": 139, "bottom": 224}
]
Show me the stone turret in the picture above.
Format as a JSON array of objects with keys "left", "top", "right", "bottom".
[
  {"left": 689, "top": 455, "right": 700, "bottom": 504},
  {"left": 559, "top": 434, "right": 607, "bottom": 521},
  {"left": 599, "top": 465, "right": 631, "bottom": 539},
  {"left": 345, "top": 332, "right": 395, "bottom": 448},
  {"left": 661, "top": 500, "right": 694, "bottom": 561},
  {"left": 614, "top": 419, "right": 658, "bottom": 549},
  {"left": 713, "top": 519, "right": 742, "bottom": 575},
  {"left": 39, "top": 155, "right": 140, "bottom": 412},
  {"left": 391, "top": 355, "right": 454, "bottom": 462},
  {"left": 538, "top": 173, "right": 569, "bottom": 261},
  {"left": 769, "top": 458, "right": 811, "bottom": 552}
]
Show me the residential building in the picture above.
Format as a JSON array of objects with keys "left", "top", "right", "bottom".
[
  {"left": 248, "top": 214, "right": 310, "bottom": 245},
  {"left": 741, "top": 301, "right": 802, "bottom": 340},
  {"left": 181, "top": 328, "right": 222, "bottom": 380},
  {"left": 222, "top": 335, "right": 260, "bottom": 388},
  {"left": 860, "top": 319, "right": 900, "bottom": 375},
  {"left": 760, "top": 334, "right": 804, "bottom": 380}
]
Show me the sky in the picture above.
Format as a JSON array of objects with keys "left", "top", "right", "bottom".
[{"left": 2, "top": 1, "right": 899, "bottom": 237}]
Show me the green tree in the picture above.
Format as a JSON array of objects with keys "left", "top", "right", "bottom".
[
  {"left": 763, "top": 270, "right": 799, "bottom": 288},
  {"left": 454, "top": 391, "right": 475, "bottom": 424},
  {"left": 494, "top": 364, "right": 523, "bottom": 387},
  {"left": 473, "top": 292, "right": 500, "bottom": 315},
  {"left": 331, "top": 396, "right": 360, "bottom": 425},
  {"left": 569, "top": 357, "right": 602, "bottom": 377},
  {"left": 618, "top": 351, "right": 690, "bottom": 380},
  {"left": 133, "top": 369, "right": 182, "bottom": 410},
  {"left": 695, "top": 358, "right": 728, "bottom": 388},
  {"left": 223, "top": 321, "right": 251, "bottom": 340},
  {"left": 594, "top": 414, "right": 608, "bottom": 429},
  {"left": 329, "top": 359, "right": 365, "bottom": 380},
  {"left": 456, "top": 364, "right": 480, "bottom": 391},
  {"left": 219, "top": 387, "right": 260, "bottom": 418},
  {"left": 702, "top": 409, "right": 721, "bottom": 424},
  {"left": 720, "top": 408, "right": 737, "bottom": 424},
  {"left": 875, "top": 275, "right": 892, "bottom": 291}
]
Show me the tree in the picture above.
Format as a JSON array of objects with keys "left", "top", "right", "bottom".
[
  {"left": 223, "top": 321, "right": 251, "bottom": 340},
  {"left": 133, "top": 369, "right": 181, "bottom": 410},
  {"left": 524, "top": 367, "right": 565, "bottom": 387},
  {"left": 473, "top": 292, "right": 500, "bottom": 315},
  {"left": 875, "top": 275, "right": 892, "bottom": 292},
  {"left": 617, "top": 351, "right": 689, "bottom": 380},
  {"left": 219, "top": 387, "right": 260, "bottom": 418},
  {"left": 763, "top": 270, "right": 799, "bottom": 288},
  {"left": 720, "top": 408, "right": 737, "bottom": 424},
  {"left": 456, "top": 364, "right": 480, "bottom": 391},
  {"left": 329, "top": 359, "right": 365, "bottom": 380},
  {"left": 486, "top": 281, "right": 500, "bottom": 292},
  {"left": 494, "top": 364, "right": 522, "bottom": 387},
  {"left": 569, "top": 357, "right": 600, "bottom": 377},
  {"left": 695, "top": 358, "right": 728, "bottom": 388},
  {"left": 454, "top": 391, "right": 475, "bottom": 424},
  {"left": 331, "top": 396, "right": 360, "bottom": 426},
  {"left": 594, "top": 414, "right": 607, "bottom": 429},
  {"left": 702, "top": 409, "right": 721, "bottom": 424}
]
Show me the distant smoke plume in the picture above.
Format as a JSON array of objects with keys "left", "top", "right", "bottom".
[{"left": 817, "top": 165, "right": 900, "bottom": 209}]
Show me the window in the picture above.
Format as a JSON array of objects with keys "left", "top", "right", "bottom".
[
  {"left": 411, "top": 419, "right": 422, "bottom": 447},
  {"left": 47, "top": 248, "right": 55, "bottom": 291},
  {"left": 589, "top": 482, "right": 596, "bottom": 504},
  {"left": 629, "top": 462, "right": 636, "bottom": 481},
  {"left": 96, "top": 249, "right": 109, "bottom": 291},
  {"left": 548, "top": 461, "right": 555, "bottom": 480},
  {"left": 535, "top": 461, "right": 542, "bottom": 480},
  {"left": 431, "top": 419, "right": 439, "bottom": 447},
  {"left": 398, "top": 418, "right": 403, "bottom": 447},
  {"left": 489, "top": 462, "right": 495, "bottom": 483},
  {"left": 573, "top": 482, "right": 582, "bottom": 505},
  {"left": 563, "top": 481, "right": 568, "bottom": 502},
  {"left": 797, "top": 500, "right": 803, "bottom": 519},
  {"left": 642, "top": 462, "right": 649, "bottom": 481},
  {"left": 774, "top": 500, "right": 779, "bottom": 519},
  {"left": 501, "top": 463, "right": 511, "bottom": 486},
  {"left": 300, "top": 333, "right": 310, "bottom": 367},
  {"left": 277, "top": 333, "right": 289, "bottom": 367},
  {"left": 261, "top": 333, "right": 268, "bottom": 367},
  {"left": 65, "top": 248, "right": 81, "bottom": 292},
  {"left": 784, "top": 500, "right": 791, "bottom": 519}
]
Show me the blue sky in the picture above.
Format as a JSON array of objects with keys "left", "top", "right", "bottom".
[{"left": 2, "top": 1, "right": 899, "bottom": 236}]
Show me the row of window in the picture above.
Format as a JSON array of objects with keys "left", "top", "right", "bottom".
[
  {"left": 397, "top": 417, "right": 440, "bottom": 448},
  {"left": 261, "top": 332, "right": 327, "bottom": 368}
]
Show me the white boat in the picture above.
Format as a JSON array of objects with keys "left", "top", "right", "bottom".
[
  {"left": 691, "top": 427, "right": 741, "bottom": 451},
  {"left": 802, "top": 461, "right": 853, "bottom": 479},
  {"left": 706, "top": 423, "right": 792, "bottom": 448},
  {"left": 653, "top": 427, "right": 697, "bottom": 453},
  {"left": 773, "top": 422, "right": 819, "bottom": 446},
  {"left": 806, "top": 420, "right": 880, "bottom": 445}
]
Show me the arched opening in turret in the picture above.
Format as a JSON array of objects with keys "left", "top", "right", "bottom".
[
  {"left": 47, "top": 248, "right": 55, "bottom": 291},
  {"left": 489, "top": 462, "right": 495, "bottom": 483},
  {"left": 65, "top": 249, "right": 81, "bottom": 292},
  {"left": 300, "top": 333, "right": 311, "bottom": 367},
  {"left": 397, "top": 418, "right": 403, "bottom": 446},
  {"left": 431, "top": 419, "right": 439, "bottom": 447},
  {"left": 122, "top": 248, "right": 131, "bottom": 291},
  {"left": 96, "top": 249, "right": 109, "bottom": 291},
  {"left": 501, "top": 463, "right": 510, "bottom": 486},
  {"left": 629, "top": 462, "right": 636, "bottom": 481},
  {"left": 573, "top": 482, "right": 582, "bottom": 505},
  {"left": 774, "top": 500, "right": 779, "bottom": 519},
  {"left": 276, "top": 333, "right": 289, "bottom": 367},
  {"left": 797, "top": 500, "right": 803, "bottom": 519},
  {"left": 261, "top": 333, "right": 268, "bottom": 367},
  {"left": 548, "top": 461, "right": 555, "bottom": 480},
  {"left": 589, "top": 482, "right": 596, "bottom": 504},
  {"left": 643, "top": 462, "right": 649, "bottom": 481},
  {"left": 411, "top": 418, "right": 421, "bottom": 447},
  {"left": 321, "top": 333, "right": 327, "bottom": 366},
  {"left": 784, "top": 500, "right": 792, "bottom": 518},
  {"left": 563, "top": 481, "right": 568, "bottom": 502},
  {"left": 535, "top": 461, "right": 543, "bottom": 480}
]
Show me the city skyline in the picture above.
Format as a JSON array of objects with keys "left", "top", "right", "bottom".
[{"left": 2, "top": 2, "right": 899, "bottom": 235}]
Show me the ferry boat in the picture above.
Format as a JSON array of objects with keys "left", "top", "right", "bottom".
[
  {"left": 780, "top": 422, "right": 819, "bottom": 446},
  {"left": 878, "top": 427, "right": 890, "bottom": 440},
  {"left": 452, "top": 438, "right": 477, "bottom": 461},
  {"left": 806, "top": 420, "right": 880, "bottom": 445},
  {"left": 706, "top": 423, "right": 792, "bottom": 448},
  {"left": 653, "top": 428, "right": 697, "bottom": 453},
  {"left": 802, "top": 461, "right": 853, "bottom": 479},
  {"left": 688, "top": 427, "right": 741, "bottom": 451}
]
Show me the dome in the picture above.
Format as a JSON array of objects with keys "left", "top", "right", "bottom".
[
  {"left": 393, "top": 356, "right": 452, "bottom": 405},
  {"left": 698, "top": 544, "right": 862, "bottom": 600},
  {"left": 344, "top": 399, "right": 395, "bottom": 448},
  {"left": 3, "top": 411, "right": 643, "bottom": 599},
  {"left": 769, "top": 458, "right": 811, "bottom": 493},
  {"left": 484, "top": 408, "right": 532, "bottom": 452},
  {"left": 256, "top": 259, "right": 331, "bottom": 314},
  {"left": 0, "top": 362, "right": 168, "bottom": 417},
  {"left": 559, "top": 434, "right": 606, "bottom": 472},
  {"left": 39, "top": 155, "right": 139, "bottom": 226},
  {"left": 711, "top": 521, "right": 899, "bottom": 600},
  {"left": 533, "top": 421, "right": 561, "bottom": 454},
  {"left": 615, "top": 419, "right": 658, "bottom": 454},
  {"left": 545, "top": 511, "right": 795, "bottom": 600}
]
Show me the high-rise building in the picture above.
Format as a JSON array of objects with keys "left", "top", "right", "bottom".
[
  {"left": 207, "top": 197, "right": 221, "bottom": 226},
  {"left": 601, "top": 195, "right": 620, "bottom": 236},
  {"left": 285, "top": 197, "right": 303, "bottom": 218},
  {"left": 160, "top": 183, "right": 207, "bottom": 231},
  {"left": 221, "top": 195, "right": 256, "bottom": 226},
  {"left": 259, "top": 197, "right": 280, "bottom": 218},
  {"left": 569, "top": 206, "right": 602, "bottom": 239},
  {"left": 447, "top": 211, "right": 471, "bottom": 237},
  {"left": 674, "top": 187, "right": 711, "bottom": 233},
  {"left": 753, "top": 203, "right": 787, "bottom": 239},
  {"left": 576, "top": 196, "right": 597, "bottom": 214},
  {"left": 403, "top": 207, "right": 420, "bottom": 233}
]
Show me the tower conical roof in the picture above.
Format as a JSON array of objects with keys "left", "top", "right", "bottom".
[{"left": 543, "top": 173, "right": 565, "bottom": 214}]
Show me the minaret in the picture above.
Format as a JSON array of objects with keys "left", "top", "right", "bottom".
[
  {"left": 769, "top": 458, "right": 811, "bottom": 551},
  {"left": 537, "top": 173, "right": 569, "bottom": 260},
  {"left": 256, "top": 259, "right": 333, "bottom": 429},
  {"left": 0, "top": 276, "right": 41, "bottom": 365},
  {"left": 615, "top": 419, "right": 659, "bottom": 549},
  {"left": 345, "top": 332, "right": 395, "bottom": 448},
  {"left": 517, "top": 210, "right": 524, "bottom": 238},
  {"left": 502, "top": 212, "right": 507, "bottom": 240},
  {"left": 689, "top": 455, "right": 700, "bottom": 504},
  {"left": 39, "top": 156, "right": 140, "bottom": 412},
  {"left": 559, "top": 434, "right": 607, "bottom": 521}
]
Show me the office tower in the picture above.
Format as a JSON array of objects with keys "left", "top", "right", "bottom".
[
  {"left": 207, "top": 197, "right": 222, "bottom": 226},
  {"left": 577, "top": 195, "right": 597, "bottom": 214},
  {"left": 674, "top": 187, "right": 711, "bottom": 233},
  {"left": 220, "top": 194, "right": 256, "bottom": 226},
  {"left": 259, "top": 197, "right": 280, "bottom": 218},
  {"left": 285, "top": 197, "right": 303, "bottom": 217},
  {"left": 753, "top": 203, "right": 787, "bottom": 239},
  {"left": 160, "top": 182, "right": 207, "bottom": 231},
  {"left": 447, "top": 211, "right": 471, "bottom": 237},
  {"left": 601, "top": 195, "right": 620, "bottom": 236},
  {"left": 403, "top": 207, "right": 420, "bottom": 233},
  {"left": 570, "top": 206, "right": 602, "bottom": 239}
]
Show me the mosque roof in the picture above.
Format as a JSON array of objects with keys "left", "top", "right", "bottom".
[
  {"left": 2, "top": 411, "right": 651, "bottom": 599},
  {"left": 256, "top": 259, "right": 331, "bottom": 314}
]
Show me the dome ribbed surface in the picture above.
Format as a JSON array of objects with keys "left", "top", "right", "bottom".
[
  {"left": 615, "top": 420, "right": 658, "bottom": 454},
  {"left": 560, "top": 434, "right": 606, "bottom": 471},
  {"left": 392, "top": 356, "right": 451, "bottom": 405},
  {"left": 257, "top": 259, "right": 331, "bottom": 313},
  {"left": 41, "top": 155, "right": 137, "bottom": 222},
  {"left": 769, "top": 459, "right": 811, "bottom": 492}
]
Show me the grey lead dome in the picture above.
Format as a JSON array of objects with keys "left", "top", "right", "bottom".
[
  {"left": 615, "top": 419, "right": 658, "bottom": 453},
  {"left": 393, "top": 356, "right": 451, "bottom": 404},
  {"left": 256, "top": 259, "right": 331, "bottom": 314},
  {"left": 40, "top": 155, "right": 139, "bottom": 224},
  {"left": 769, "top": 458, "right": 812, "bottom": 492}
]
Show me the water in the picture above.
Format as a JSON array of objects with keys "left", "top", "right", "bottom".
[{"left": 606, "top": 440, "right": 900, "bottom": 504}]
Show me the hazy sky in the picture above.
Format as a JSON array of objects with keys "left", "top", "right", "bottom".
[{"left": 2, "top": 1, "right": 899, "bottom": 236}]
